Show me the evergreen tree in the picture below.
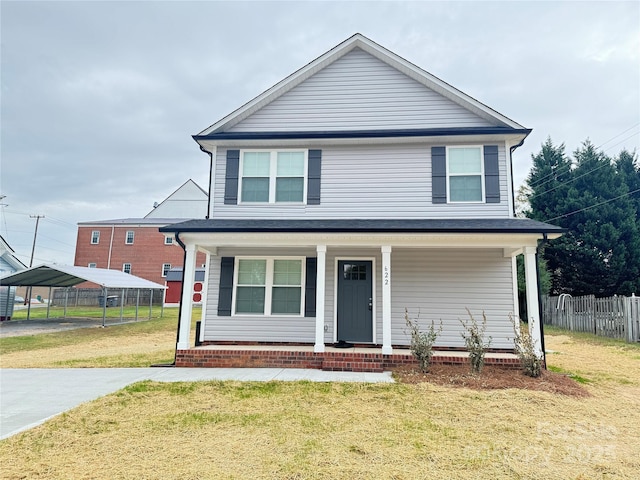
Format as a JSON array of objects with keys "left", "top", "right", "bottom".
[{"left": 526, "top": 140, "right": 640, "bottom": 296}]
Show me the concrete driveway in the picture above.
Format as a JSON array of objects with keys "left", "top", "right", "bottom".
[{"left": 0, "top": 367, "right": 393, "bottom": 439}]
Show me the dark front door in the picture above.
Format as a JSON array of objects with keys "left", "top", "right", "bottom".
[{"left": 337, "top": 260, "right": 373, "bottom": 342}]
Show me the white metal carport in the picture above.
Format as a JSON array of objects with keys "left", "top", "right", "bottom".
[{"left": 0, "top": 264, "right": 166, "bottom": 326}]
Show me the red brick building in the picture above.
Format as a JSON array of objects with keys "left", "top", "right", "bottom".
[{"left": 74, "top": 180, "right": 207, "bottom": 286}]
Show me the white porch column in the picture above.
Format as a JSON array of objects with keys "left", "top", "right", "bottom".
[
  {"left": 524, "top": 246, "right": 543, "bottom": 357},
  {"left": 177, "top": 243, "right": 197, "bottom": 350},
  {"left": 314, "top": 245, "right": 327, "bottom": 353},
  {"left": 198, "top": 251, "right": 212, "bottom": 344},
  {"left": 381, "top": 245, "right": 393, "bottom": 354}
]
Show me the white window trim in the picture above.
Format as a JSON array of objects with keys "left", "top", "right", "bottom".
[
  {"left": 232, "top": 256, "right": 306, "bottom": 316},
  {"left": 446, "top": 145, "right": 485, "bottom": 203},
  {"left": 91, "top": 231, "right": 100, "bottom": 244},
  {"left": 164, "top": 236, "right": 173, "bottom": 245},
  {"left": 123, "top": 263, "right": 132, "bottom": 274},
  {"left": 125, "top": 231, "right": 135, "bottom": 244},
  {"left": 88, "top": 263, "right": 97, "bottom": 268},
  {"left": 238, "top": 149, "right": 308, "bottom": 204},
  {"left": 162, "top": 263, "right": 171, "bottom": 277},
  {"left": 333, "top": 256, "right": 377, "bottom": 344}
]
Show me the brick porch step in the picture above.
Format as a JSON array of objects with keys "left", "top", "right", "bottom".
[{"left": 322, "top": 358, "right": 384, "bottom": 373}]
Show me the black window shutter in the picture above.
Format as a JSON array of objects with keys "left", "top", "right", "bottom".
[
  {"left": 304, "top": 257, "right": 317, "bottom": 317},
  {"left": 307, "top": 150, "right": 322, "bottom": 205},
  {"left": 224, "top": 150, "right": 240, "bottom": 205},
  {"left": 431, "top": 146, "right": 447, "bottom": 204},
  {"left": 484, "top": 145, "right": 500, "bottom": 203},
  {"left": 218, "top": 257, "right": 234, "bottom": 316}
]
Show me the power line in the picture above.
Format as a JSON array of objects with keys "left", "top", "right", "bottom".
[
  {"left": 528, "top": 123, "right": 639, "bottom": 190},
  {"left": 544, "top": 187, "right": 640, "bottom": 223},
  {"left": 596, "top": 122, "right": 640, "bottom": 150}
]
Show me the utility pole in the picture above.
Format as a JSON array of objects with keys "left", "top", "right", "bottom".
[{"left": 25, "top": 215, "right": 44, "bottom": 306}]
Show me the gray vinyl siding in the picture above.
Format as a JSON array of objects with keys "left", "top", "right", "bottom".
[
  {"left": 390, "top": 248, "right": 516, "bottom": 349},
  {"left": 229, "top": 48, "right": 494, "bottom": 132},
  {"left": 212, "top": 144, "right": 510, "bottom": 219},
  {"left": 203, "top": 247, "right": 316, "bottom": 343},
  {"left": 202, "top": 247, "right": 515, "bottom": 349}
]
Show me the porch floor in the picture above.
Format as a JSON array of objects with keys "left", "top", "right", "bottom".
[{"left": 176, "top": 344, "right": 520, "bottom": 372}]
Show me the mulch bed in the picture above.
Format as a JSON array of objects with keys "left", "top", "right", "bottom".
[{"left": 393, "top": 364, "right": 590, "bottom": 397}]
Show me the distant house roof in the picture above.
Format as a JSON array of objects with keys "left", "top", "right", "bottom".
[
  {"left": 0, "top": 235, "right": 27, "bottom": 274},
  {"left": 77, "top": 218, "right": 187, "bottom": 226},
  {"left": 0, "top": 264, "right": 166, "bottom": 289},
  {"left": 77, "top": 179, "right": 208, "bottom": 227},
  {"left": 144, "top": 179, "right": 208, "bottom": 219},
  {"left": 160, "top": 218, "right": 565, "bottom": 235}
]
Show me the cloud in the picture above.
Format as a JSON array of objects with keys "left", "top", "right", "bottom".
[{"left": 1, "top": 0, "right": 638, "bottom": 265}]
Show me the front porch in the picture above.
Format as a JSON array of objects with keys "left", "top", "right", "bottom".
[{"left": 175, "top": 344, "right": 520, "bottom": 372}]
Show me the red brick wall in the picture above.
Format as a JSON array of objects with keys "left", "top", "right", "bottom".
[{"left": 74, "top": 225, "right": 206, "bottom": 285}]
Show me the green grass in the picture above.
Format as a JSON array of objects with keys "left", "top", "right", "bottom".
[
  {"left": 9, "top": 305, "right": 167, "bottom": 320},
  {"left": 547, "top": 365, "right": 592, "bottom": 384},
  {"left": 0, "top": 311, "right": 178, "bottom": 356}
]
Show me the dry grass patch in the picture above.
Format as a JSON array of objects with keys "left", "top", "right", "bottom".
[
  {"left": 1, "top": 379, "right": 638, "bottom": 479},
  {"left": 1, "top": 327, "right": 639, "bottom": 478},
  {"left": 0, "top": 309, "right": 196, "bottom": 368},
  {"left": 2, "top": 330, "right": 640, "bottom": 479}
]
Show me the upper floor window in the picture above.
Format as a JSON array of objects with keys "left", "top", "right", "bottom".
[
  {"left": 125, "top": 231, "right": 135, "bottom": 244},
  {"left": 447, "top": 146, "right": 484, "bottom": 202},
  {"left": 164, "top": 236, "right": 173, "bottom": 245},
  {"left": 162, "top": 263, "right": 171, "bottom": 277},
  {"left": 240, "top": 150, "right": 306, "bottom": 203},
  {"left": 91, "top": 231, "right": 100, "bottom": 244},
  {"left": 233, "top": 257, "right": 304, "bottom": 315},
  {"left": 123, "top": 263, "right": 132, "bottom": 274},
  {"left": 88, "top": 263, "right": 97, "bottom": 268}
]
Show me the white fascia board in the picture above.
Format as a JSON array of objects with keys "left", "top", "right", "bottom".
[
  {"left": 176, "top": 231, "right": 554, "bottom": 252},
  {"left": 196, "top": 132, "right": 529, "bottom": 151},
  {"left": 197, "top": 34, "right": 525, "bottom": 137}
]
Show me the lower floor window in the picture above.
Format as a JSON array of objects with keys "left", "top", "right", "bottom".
[
  {"left": 123, "top": 263, "right": 132, "bottom": 274},
  {"left": 234, "top": 258, "right": 303, "bottom": 315}
]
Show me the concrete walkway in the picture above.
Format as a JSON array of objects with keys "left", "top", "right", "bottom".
[{"left": 0, "top": 367, "right": 394, "bottom": 440}]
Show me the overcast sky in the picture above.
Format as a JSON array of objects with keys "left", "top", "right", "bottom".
[{"left": 1, "top": 0, "right": 638, "bottom": 267}]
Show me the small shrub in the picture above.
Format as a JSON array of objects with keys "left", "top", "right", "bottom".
[
  {"left": 510, "top": 314, "right": 543, "bottom": 377},
  {"left": 459, "top": 309, "right": 492, "bottom": 374},
  {"left": 405, "top": 308, "right": 442, "bottom": 373}
]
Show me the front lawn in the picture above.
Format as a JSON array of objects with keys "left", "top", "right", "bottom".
[{"left": 0, "top": 329, "right": 638, "bottom": 479}]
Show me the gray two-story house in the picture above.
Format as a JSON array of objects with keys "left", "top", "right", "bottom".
[{"left": 162, "top": 34, "right": 562, "bottom": 371}]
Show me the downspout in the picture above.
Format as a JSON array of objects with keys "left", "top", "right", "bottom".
[
  {"left": 107, "top": 225, "right": 114, "bottom": 269},
  {"left": 509, "top": 138, "right": 526, "bottom": 218},
  {"left": 200, "top": 145, "right": 213, "bottom": 220},
  {"left": 536, "top": 233, "right": 548, "bottom": 368}
]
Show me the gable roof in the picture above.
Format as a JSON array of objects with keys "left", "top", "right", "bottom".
[
  {"left": 196, "top": 33, "right": 526, "bottom": 140},
  {"left": 144, "top": 179, "right": 208, "bottom": 219}
]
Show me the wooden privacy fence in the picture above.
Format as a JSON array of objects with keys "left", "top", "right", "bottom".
[{"left": 542, "top": 294, "right": 640, "bottom": 342}]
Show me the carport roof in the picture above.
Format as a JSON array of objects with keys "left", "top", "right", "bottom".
[{"left": 0, "top": 264, "right": 166, "bottom": 289}]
